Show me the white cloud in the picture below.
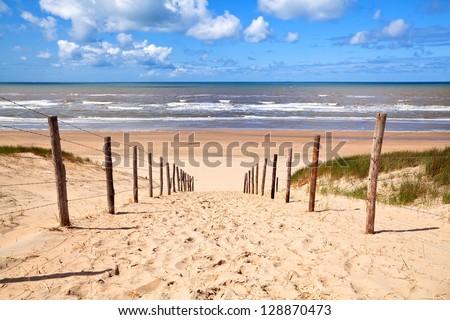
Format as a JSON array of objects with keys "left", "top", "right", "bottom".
[
  {"left": 39, "top": 0, "right": 240, "bottom": 41},
  {"left": 0, "top": 0, "right": 10, "bottom": 15},
  {"left": 258, "top": 0, "right": 354, "bottom": 20},
  {"left": 373, "top": 9, "right": 381, "bottom": 20},
  {"left": 350, "top": 30, "right": 371, "bottom": 45},
  {"left": 349, "top": 19, "right": 411, "bottom": 46},
  {"left": 57, "top": 40, "right": 79, "bottom": 59},
  {"left": 244, "top": 16, "right": 271, "bottom": 43},
  {"left": 140, "top": 70, "right": 159, "bottom": 77},
  {"left": 285, "top": 32, "right": 299, "bottom": 43},
  {"left": 37, "top": 50, "right": 52, "bottom": 59},
  {"left": 187, "top": 11, "right": 240, "bottom": 40},
  {"left": 57, "top": 38, "right": 173, "bottom": 68},
  {"left": 20, "top": 56, "right": 27, "bottom": 61},
  {"left": 117, "top": 33, "right": 133, "bottom": 46},
  {"left": 21, "top": 11, "right": 57, "bottom": 40},
  {"left": 382, "top": 19, "right": 410, "bottom": 38}
]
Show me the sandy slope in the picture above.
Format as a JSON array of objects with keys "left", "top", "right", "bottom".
[
  {"left": 0, "top": 130, "right": 449, "bottom": 299},
  {"left": 0, "top": 156, "right": 449, "bottom": 300}
]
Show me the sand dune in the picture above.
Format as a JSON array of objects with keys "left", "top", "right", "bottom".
[{"left": 0, "top": 130, "right": 449, "bottom": 300}]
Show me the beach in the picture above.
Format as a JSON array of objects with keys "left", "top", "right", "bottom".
[{"left": 0, "top": 129, "right": 449, "bottom": 299}]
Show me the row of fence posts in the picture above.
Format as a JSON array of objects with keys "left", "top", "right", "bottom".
[
  {"left": 243, "top": 138, "right": 320, "bottom": 209},
  {"left": 105, "top": 143, "right": 195, "bottom": 214},
  {"left": 47, "top": 116, "right": 196, "bottom": 226},
  {"left": 50, "top": 112, "right": 386, "bottom": 234},
  {"left": 241, "top": 112, "right": 386, "bottom": 236}
]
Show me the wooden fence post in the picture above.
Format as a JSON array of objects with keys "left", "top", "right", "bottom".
[
  {"left": 166, "top": 161, "right": 171, "bottom": 195},
  {"left": 309, "top": 135, "right": 321, "bottom": 212},
  {"left": 159, "top": 156, "right": 163, "bottom": 197},
  {"left": 271, "top": 154, "right": 278, "bottom": 199},
  {"left": 365, "top": 113, "right": 387, "bottom": 234},
  {"left": 176, "top": 167, "right": 180, "bottom": 191},
  {"left": 148, "top": 153, "right": 153, "bottom": 198},
  {"left": 261, "top": 158, "right": 267, "bottom": 196},
  {"left": 172, "top": 163, "right": 176, "bottom": 193},
  {"left": 244, "top": 173, "right": 248, "bottom": 193},
  {"left": 285, "top": 148, "right": 293, "bottom": 203},
  {"left": 133, "top": 146, "right": 138, "bottom": 203},
  {"left": 251, "top": 166, "right": 255, "bottom": 194},
  {"left": 104, "top": 136, "right": 115, "bottom": 214},
  {"left": 255, "top": 163, "right": 259, "bottom": 195},
  {"left": 48, "top": 116, "right": 70, "bottom": 226},
  {"left": 180, "top": 170, "right": 184, "bottom": 192}
]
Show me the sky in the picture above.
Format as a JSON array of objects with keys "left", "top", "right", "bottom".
[{"left": 0, "top": 0, "right": 450, "bottom": 82}]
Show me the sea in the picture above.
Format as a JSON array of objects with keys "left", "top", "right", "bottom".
[{"left": 0, "top": 82, "right": 449, "bottom": 132}]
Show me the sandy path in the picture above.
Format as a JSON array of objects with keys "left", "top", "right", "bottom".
[{"left": 1, "top": 188, "right": 449, "bottom": 300}]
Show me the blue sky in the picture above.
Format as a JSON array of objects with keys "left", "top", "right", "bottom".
[{"left": 0, "top": 0, "right": 449, "bottom": 82}]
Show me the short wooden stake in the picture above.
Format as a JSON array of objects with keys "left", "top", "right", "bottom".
[
  {"left": 261, "top": 158, "right": 267, "bottom": 196},
  {"left": 271, "top": 154, "right": 278, "bottom": 199},
  {"left": 104, "top": 137, "right": 115, "bottom": 214},
  {"left": 172, "top": 163, "right": 176, "bottom": 193},
  {"left": 285, "top": 148, "right": 293, "bottom": 203},
  {"left": 166, "top": 161, "right": 171, "bottom": 195},
  {"left": 48, "top": 116, "right": 70, "bottom": 227},
  {"left": 365, "top": 113, "right": 387, "bottom": 234},
  {"left": 255, "top": 164, "right": 259, "bottom": 195},
  {"left": 308, "top": 135, "right": 321, "bottom": 212},
  {"left": 251, "top": 166, "right": 255, "bottom": 194},
  {"left": 176, "top": 167, "right": 180, "bottom": 191},
  {"left": 133, "top": 146, "right": 138, "bottom": 203},
  {"left": 159, "top": 156, "right": 163, "bottom": 197},
  {"left": 244, "top": 173, "right": 248, "bottom": 193},
  {"left": 148, "top": 153, "right": 153, "bottom": 198}
]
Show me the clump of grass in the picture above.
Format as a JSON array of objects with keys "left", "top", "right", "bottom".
[
  {"left": 0, "top": 145, "right": 90, "bottom": 163},
  {"left": 443, "top": 193, "right": 450, "bottom": 204},
  {"left": 292, "top": 146, "right": 450, "bottom": 205},
  {"left": 389, "top": 179, "right": 425, "bottom": 205}
]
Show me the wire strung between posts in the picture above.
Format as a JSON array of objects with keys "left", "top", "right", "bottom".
[
  {"left": 0, "top": 202, "right": 58, "bottom": 217},
  {"left": 0, "top": 124, "right": 51, "bottom": 138},
  {"left": 0, "top": 181, "right": 55, "bottom": 187}
]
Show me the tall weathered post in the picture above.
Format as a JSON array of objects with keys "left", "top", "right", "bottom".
[
  {"left": 285, "top": 148, "right": 293, "bottom": 203},
  {"left": 104, "top": 136, "right": 115, "bottom": 214},
  {"left": 261, "top": 158, "right": 267, "bottom": 196},
  {"left": 366, "top": 113, "right": 387, "bottom": 234},
  {"left": 271, "top": 154, "right": 278, "bottom": 199},
  {"left": 133, "top": 146, "right": 138, "bottom": 203},
  {"left": 159, "top": 156, "right": 164, "bottom": 196},
  {"left": 148, "top": 153, "right": 153, "bottom": 198},
  {"left": 308, "top": 135, "right": 321, "bottom": 212},
  {"left": 48, "top": 116, "right": 70, "bottom": 226}
]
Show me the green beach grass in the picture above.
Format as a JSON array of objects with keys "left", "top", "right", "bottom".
[
  {"left": 0, "top": 145, "right": 90, "bottom": 163},
  {"left": 292, "top": 147, "right": 450, "bottom": 205}
]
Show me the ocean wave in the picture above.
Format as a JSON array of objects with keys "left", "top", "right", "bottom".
[
  {"left": 107, "top": 106, "right": 144, "bottom": 110},
  {"left": 346, "top": 95, "right": 376, "bottom": 98},
  {"left": 82, "top": 100, "right": 113, "bottom": 105}
]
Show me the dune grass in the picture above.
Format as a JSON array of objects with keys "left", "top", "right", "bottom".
[
  {"left": 0, "top": 145, "right": 90, "bottom": 163},
  {"left": 292, "top": 147, "right": 450, "bottom": 205}
]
